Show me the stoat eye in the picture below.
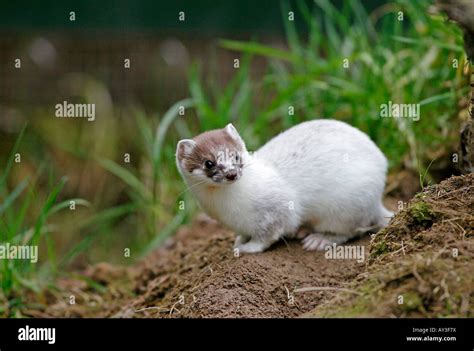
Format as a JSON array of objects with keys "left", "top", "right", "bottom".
[
  {"left": 235, "top": 154, "right": 240, "bottom": 162},
  {"left": 204, "top": 160, "right": 215, "bottom": 169}
]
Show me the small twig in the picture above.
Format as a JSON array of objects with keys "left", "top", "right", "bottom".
[
  {"left": 134, "top": 306, "right": 167, "bottom": 313},
  {"left": 436, "top": 185, "right": 474, "bottom": 199},
  {"left": 389, "top": 240, "right": 410, "bottom": 257},
  {"left": 432, "top": 245, "right": 449, "bottom": 262},
  {"left": 169, "top": 301, "right": 181, "bottom": 315},
  {"left": 442, "top": 217, "right": 464, "bottom": 223},
  {"left": 294, "top": 286, "right": 362, "bottom": 295},
  {"left": 444, "top": 219, "right": 467, "bottom": 237},
  {"left": 412, "top": 262, "right": 428, "bottom": 286},
  {"left": 439, "top": 276, "right": 451, "bottom": 301}
]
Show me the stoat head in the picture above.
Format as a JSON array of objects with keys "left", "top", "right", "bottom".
[{"left": 176, "top": 123, "right": 248, "bottom": 186}]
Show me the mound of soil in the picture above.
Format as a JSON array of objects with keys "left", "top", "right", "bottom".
[
  {"left": 113, "top": 215, "right": 369, "bottom": 318},
  {"left": 307, "top": 173, "right": 474, "bottom": 317}
]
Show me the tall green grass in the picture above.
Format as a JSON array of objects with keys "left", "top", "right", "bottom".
[
  {"left": 97, "top": 100, "right": 196, "bottom": 255},
  {"left": 190, "top": 0, "right": 466, "bottom": 170},
  {"left": 0, "top": 126, "right": 89, "bottom": 312}
]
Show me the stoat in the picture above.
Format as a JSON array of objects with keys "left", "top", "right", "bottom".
[{"left": 176, "top": 120, "right": 393, "bottom": 253}]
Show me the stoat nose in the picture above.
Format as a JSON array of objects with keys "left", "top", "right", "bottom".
[{"left": 225, "top": 171, "right": 237, "bottom": 181}]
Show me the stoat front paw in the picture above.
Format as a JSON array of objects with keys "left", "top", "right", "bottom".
[
  {"left": 235, "top": 241, "right": 267, "bottom": 254},
  {"left": 233, "top": 235, "right": 248, "bottom": 248}
]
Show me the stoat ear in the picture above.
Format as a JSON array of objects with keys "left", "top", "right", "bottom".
[
  {"left": 225, "top": 123, "right": 242, "bottom": 141},
  {"left": 176, "top": 139, "right": 196, "bottom": 159}
]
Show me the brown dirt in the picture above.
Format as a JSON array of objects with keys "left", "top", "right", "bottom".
[
  {"left": 35, "top": 173, "right": 472, "bottom": 318},
  {"left": 113, "top": 215, "right": 370, "bottom": 318},
  {"left": 37, "top": 215, "right": 370, "bottom": 318}
]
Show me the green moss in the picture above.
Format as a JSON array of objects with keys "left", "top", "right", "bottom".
[
  {"left": 370, "top": 240, "right": 389, "bottom": 258},
  {"left": 409, "top": 201, "right": 436, "bottom": 226},
  {"left": 307, "top": 297, "right": 371, "bottom": 317}
]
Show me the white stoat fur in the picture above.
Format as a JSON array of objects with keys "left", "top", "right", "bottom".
[{"left": 176, "top": 120, "right": 393, "bottom": 253}]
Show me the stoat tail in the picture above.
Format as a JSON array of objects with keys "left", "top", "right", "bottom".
[
  {"left": 377, "top": 205, "right": 394, "bottom": 228},
  {"left": 355, "top": 205, "right": 394, "bottom": 234}
]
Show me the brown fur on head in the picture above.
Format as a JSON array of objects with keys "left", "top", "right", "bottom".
[{"left": 176, "top": 124, "right": 247, "bottom": 184}]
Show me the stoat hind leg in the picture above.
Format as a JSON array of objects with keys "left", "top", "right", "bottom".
[{"left": 302, "top": 233, "right": 348, "bottom": 251}]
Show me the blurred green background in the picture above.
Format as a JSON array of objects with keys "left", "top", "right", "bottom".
[{"left": 0, "top": 0, "right": 469, "bottom": 313}]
